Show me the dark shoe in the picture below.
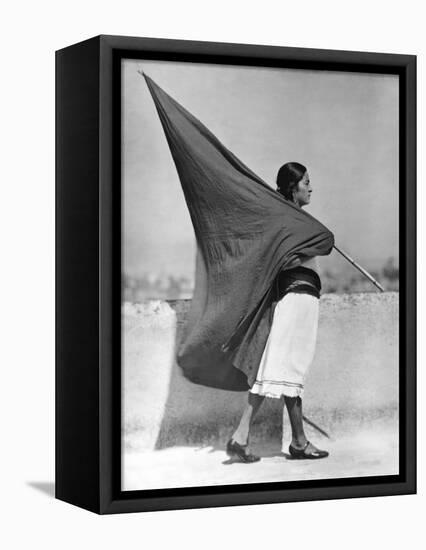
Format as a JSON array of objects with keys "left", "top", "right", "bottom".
[
  {"left": 226, "top": 439, "right": 261, "bottom": 463},
  {"left": 288, "top": 441, "right": 329, "bottom": 459}
]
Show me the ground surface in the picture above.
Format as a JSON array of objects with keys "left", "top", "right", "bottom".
[{"left": 122, "top": 425, "right": 398, "bottom": 491}]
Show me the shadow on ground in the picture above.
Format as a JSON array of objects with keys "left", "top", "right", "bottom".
[{"left": 26, "top": 481, "right": 55, "bottom": 498}]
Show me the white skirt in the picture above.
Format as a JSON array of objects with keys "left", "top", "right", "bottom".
[{"left": 249, "top": 292, "right": 319, "bottom": 399}]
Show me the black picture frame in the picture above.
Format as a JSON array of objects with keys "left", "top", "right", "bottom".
[{"left": 55, "top": 34, "right": 416, "bottom": 514}]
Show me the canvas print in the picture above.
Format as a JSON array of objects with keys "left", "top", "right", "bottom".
[{"left": 121, "top": 59, "right": 399, "bottom": 491}]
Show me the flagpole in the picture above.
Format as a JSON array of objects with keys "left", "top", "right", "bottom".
[{"left": 333, "top": 245, "right": 385, "bottom": 292}]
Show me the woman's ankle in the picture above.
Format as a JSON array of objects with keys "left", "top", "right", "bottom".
[
  {"left": 291, "top": 436, "right": 308, "bottom": 449},
  {"left": 231, "top": 431, "right": 249, "bottom": 446}
]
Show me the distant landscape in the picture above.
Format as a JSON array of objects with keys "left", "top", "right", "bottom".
[{"left": 122, "top": 256, "right": 398, "bottom": 302}]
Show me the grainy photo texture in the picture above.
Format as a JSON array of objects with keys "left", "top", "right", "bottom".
[{"left": 121, "top": 59, "right": 399, "bottom": 491}]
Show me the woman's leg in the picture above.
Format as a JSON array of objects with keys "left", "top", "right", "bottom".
[
  {"left": 283, "top": 396, "right": 307, "bottom": 449},
  {"left": 231, "top": 392, "right": 265, "bottom": 449},
  {"left": 284, "top": 395, "right": 328, "bottom": 456}
]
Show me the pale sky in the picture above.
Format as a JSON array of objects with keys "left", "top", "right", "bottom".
[{"left": 122, "top": 59, "right": 399, "bottom": 278}]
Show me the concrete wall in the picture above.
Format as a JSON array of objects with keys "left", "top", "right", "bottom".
[{"left": 122, "top": 293, "right": 398, "bottom": 451}]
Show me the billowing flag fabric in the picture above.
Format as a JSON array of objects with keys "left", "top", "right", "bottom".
[{"left": 143, "top": 73, "right": 334, "bottom": 391}]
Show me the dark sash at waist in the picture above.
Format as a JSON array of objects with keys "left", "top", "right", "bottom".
[{"left": 275, "top": 265, "right": 321, "bottom": 300}]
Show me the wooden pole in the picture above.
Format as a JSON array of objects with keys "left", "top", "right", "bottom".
[{"left": 333, "top": 245, "right": 385, "bottom": 292}]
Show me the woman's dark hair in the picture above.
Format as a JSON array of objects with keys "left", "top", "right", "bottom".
[{"left": 276, "top": 162, "right": 307, "bottom": 201}]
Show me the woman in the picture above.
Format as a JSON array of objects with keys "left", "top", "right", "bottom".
[
  {"left": 226, "top": 162, "right": 329, "bottom": 463},
  {"left": 144, "top": 75, "right": 334, "bottom": 459}
]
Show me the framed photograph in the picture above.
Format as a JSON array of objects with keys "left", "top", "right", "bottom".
[{"left": 56, "top": 35, "right": 416, "bottom": 514}]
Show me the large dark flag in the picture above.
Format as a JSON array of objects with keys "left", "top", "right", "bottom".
[{"left": 143, "top": 74, "right": 334, "bottom": 391}]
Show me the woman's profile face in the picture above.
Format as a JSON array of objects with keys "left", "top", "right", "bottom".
[{"left": 293, "top": 171, "right": 312, "bottom": 207}]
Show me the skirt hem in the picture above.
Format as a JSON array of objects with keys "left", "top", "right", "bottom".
[{"left": 250, "top": 384, "right": 304, "bottom": 399}]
